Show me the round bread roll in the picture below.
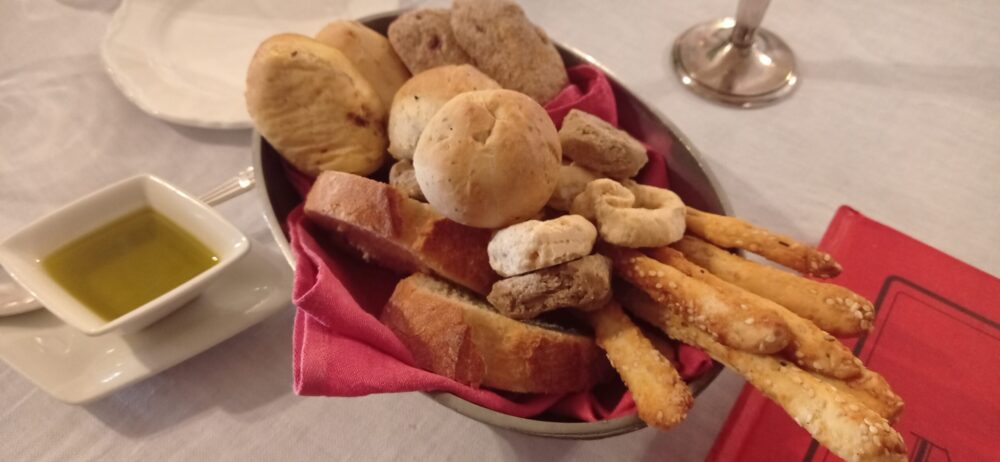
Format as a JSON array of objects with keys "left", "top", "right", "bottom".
[
  {"left": 387, "top": 8, "right": 473, "bottom": 74},
  {"left": 451, "top": 0, "right": 568, "bottom": 104},
  {"left": 414, "top": 89, "right": 560, "bottom": 228},
  {"left": 246, "top": 34, "right": 386, "bottom": 176},
  {"left": 388, "top": 64, "right": 500, "bottom": 160},
  {"left": 315, "top": 20, "right": 411, "bottom": 110}
]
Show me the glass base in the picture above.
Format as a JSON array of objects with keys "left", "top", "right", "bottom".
[{"left": 672, "top": 18, "right": 798, "bottom": 108}]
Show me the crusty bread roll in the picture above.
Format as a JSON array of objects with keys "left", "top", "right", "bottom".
[
  {"left": 304, "top": 171, "right": 499, "bottom": 294},
  {"left": 414, "top": 89, "right": 561, "bottom": 228},
  {"left": 387, "top": 9, "right": 474, "bottom": 74},
  {"left": 315, "top": 21, "right": 411, "bottom": 110},
  {"left": 246, "top": 34, "right": 386, "bottom": 176},
  {"left": 451, "top": 0, "right": 568, "bottom": 103},
  {"left": 382, "top": 273, "right": 608, "bottom": 393},
  {"left": 388, "top": 64, "right": 500, "bottom": 160},
  {"left": 388, "top": 160, "right": 425, "bottom": 201}
]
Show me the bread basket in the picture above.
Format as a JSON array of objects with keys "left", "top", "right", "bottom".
[{"left": 251, "top": 10, "right": 728, "bottom": 440}]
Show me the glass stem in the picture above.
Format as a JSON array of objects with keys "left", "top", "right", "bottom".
[{"left": 731, "top": 0, "right": 771, "bottom": 47}]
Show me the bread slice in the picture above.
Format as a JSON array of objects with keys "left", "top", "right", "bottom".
[
  {"left": 304, "top": 171, "right": 498, "bottom": 294},
  {"left": 381, "top": 273, "right": 608, "bottom": 393}
]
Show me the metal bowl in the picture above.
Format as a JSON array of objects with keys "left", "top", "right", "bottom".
[{"left": 251, "top": 10, "right": 728, "bottom": 440}]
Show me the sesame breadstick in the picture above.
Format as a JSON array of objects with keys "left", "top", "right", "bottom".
[
  {"left": 603, "top": 245, "right": 792, "bottom": 354},
  {"left": 586, "top": 302, "right": 692, "bottom": 429},
  {"left": 684, "top": 207, "right": 842, "bottom": 278},
  {"left": 673, "top": 236, "right": 874, "bottom": 337},
  {"left": 620, "top": 287, "right": 907, "bottom": 462},
  {"left": 816, "top": 368, "right": 905, "bottom": 424},
  {"left": 646, "top": 246, "right": 863, "bottom": 380}
]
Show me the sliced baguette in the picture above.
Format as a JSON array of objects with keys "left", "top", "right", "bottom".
[
  {"left": 382, "top": 273, "right": 608, "bottom": 393},
  {"left": 304, "top": 171, "right": 499, "bottom": 294}
]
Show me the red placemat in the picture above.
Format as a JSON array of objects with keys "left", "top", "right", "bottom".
[{"left": 708, "top": 206, "right": 1000, "bottom": 461}]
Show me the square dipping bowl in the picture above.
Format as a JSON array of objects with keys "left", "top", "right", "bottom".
[{"left": 0, "top": 175, "right": 250, "bottom": 336}]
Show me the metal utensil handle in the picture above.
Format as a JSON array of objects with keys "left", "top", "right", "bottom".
[
  {"left": 199, "top": 166, "right": 256, "bottom": 206},
  {"left": 732, "top": 0, "right": 772, "bottom": 47},
  {"left": 0, "top": 166, "right": 258, "bottom": 317}
]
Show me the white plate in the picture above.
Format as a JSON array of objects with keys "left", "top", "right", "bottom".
[
  {"left": 101, "top": 0, "right": 399, "bottom": 129},
  {"left": 0, "top": 242, "right": 293, "bottom": 404}
]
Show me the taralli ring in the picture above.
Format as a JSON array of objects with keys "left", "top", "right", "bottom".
[{"left": 572, "top": 179, "right": 686, "bottom": 248}]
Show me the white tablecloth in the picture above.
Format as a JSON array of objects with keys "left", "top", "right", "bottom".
[{"left": 2, "top": 0, "right": 997, "bottom": 460}]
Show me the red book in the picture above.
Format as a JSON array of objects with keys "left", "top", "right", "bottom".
[{"left": 708, "top": 206, "right": 1000, "bottom": 462}]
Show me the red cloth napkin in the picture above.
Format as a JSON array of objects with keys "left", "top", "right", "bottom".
[
  {"left": 708, "top": 206, "right": 1000, "bottom": 461},
  {"left": 290, "top": 64, "right": 713, "bottom": 420}
]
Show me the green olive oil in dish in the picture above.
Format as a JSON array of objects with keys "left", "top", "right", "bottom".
[{"left": 42, "top": 207, "right": 219, "bottom": 321}]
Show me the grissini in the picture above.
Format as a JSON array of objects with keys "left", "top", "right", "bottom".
[
  {"left": 815, "top": 368, "right": 905, "bottom": 424},
  {"left": 620, "top": 287, "right": 907, "bottom": 462},
  {"left": 586, "top": 302, "right": 692, "bottom": 429},
  {"left": 602, "top": 245, "right": 792, "bottom": 354},
  {"left": 382, "top": 273, "right": 607, "bottom": 393},
  {"left": 672, "top": 236, "right": 874, "bottom": 336},
  {"left": 684, "top": 207, "right": 842, "bottom": 278},
  {"left": 646, "top": 246, "right": 862, "bottom": 380}
]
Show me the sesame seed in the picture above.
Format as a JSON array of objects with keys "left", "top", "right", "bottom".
[
  {"left": 824, "top": 298, "right": 834, "bottom": 305},
  {"left": 792, "top": 376, "right": 803, "bottom": 384},
  {"left": 808, "top": 289, "right": 818, "bottom": 294},
  {"left": 823, "top": 254, "right": 831, "bottom": 261},
  {"left": 639, "top": 271, "right": 646, "bottom": 277},
  {"left": 735, "top": 239, "right": 744, "bottom": 245},
  {"left": 668, "top": 282, "right": 678, "bottom": 289},
  {"left": 656, "top": 410, "right": 664, "bottom": 420},
  {"left": 869, "top": 425, "right": 878, "bottom": 434},
  {"left": 744, "top": 318, "right": 755, "bottom": 325},
  {"left": 873, "top": 435, "right": 881, "bottom": 447},
  {"left": 795, "top": 351, "right": 804, "bottom": 358},
  {"left": 655, "top": 283, "right": 662, "bottom": 289},
  {"left": 765, "top": 334, "right": 776, "bottom": 343},
  {"left": 835, "top": 297, "right": 844, "bottom": 304},
  {"left": 848, "top": 404, "right": 860, "bottom": 412},
  {"left": 853, "top": 310, "right": 864, "bottom": 319},
  {"left": 812, "top": 361, "right": 823, "bottom": 369}
]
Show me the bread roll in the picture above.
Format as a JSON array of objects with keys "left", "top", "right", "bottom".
[
  {"left": 413, "top": 89, "right": 561, "bottom": 228},
  {"left": 246, "top": 34, "right": 386, "bottom": 176},
  {"left": 387, "top": 9, "right": 474, "bottom": 74},
  {"left": 388, "top": 64, "right": 500, "bottom": 160},
  {"left": 315, "top": 21, "right": 411, "bottom": 110},
  {"left": 451, "top": 0, "right": 568, "bottom": 103}
]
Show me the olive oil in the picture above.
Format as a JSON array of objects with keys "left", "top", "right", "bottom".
[{"left": 42, "top": 207, "right": 218, "bottom": 321}]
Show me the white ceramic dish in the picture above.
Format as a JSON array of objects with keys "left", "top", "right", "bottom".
[
  {"left": 100, "top": 0, "right": 399, "bottom": 129},
  {"left": 0, "top": 175, "right": 250, "bottom": 336},
  {"left": 0, "top": 242, "right": 292, "bottom": 404}
]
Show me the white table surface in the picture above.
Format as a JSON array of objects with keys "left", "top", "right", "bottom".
[{"left": 1, "top": 0, "right": 997, "bottom": 460}]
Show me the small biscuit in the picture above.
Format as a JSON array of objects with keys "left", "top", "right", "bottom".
[
  {"left": 559, "top": 109, "right": 648, "bottom": 179},
  {"left": 246, "top": 34, "right": 386, "bottom": 177},
  {"left": 487, "top": 254, "right": 612, "bottom": 319},
  {"left": 451, "top": 0, "right": 568, "bottom": 103},
  {"left": 547, "top": 163, "right": 603, "bottom": 212},
  {"left": 315, "top": 20, "right": 411, "bottom": 110},
  {"left": 487, "top": 215, "right": 597, "bottom": 277},
  {"left": 388, "top": 64, "right": 500, "bottom": 160},
  {"left": 387, "top": 9, "right": 474, "bottom": 74},
  {"left": 389, "top": 160, "right": 425, "bottom": 201}
]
